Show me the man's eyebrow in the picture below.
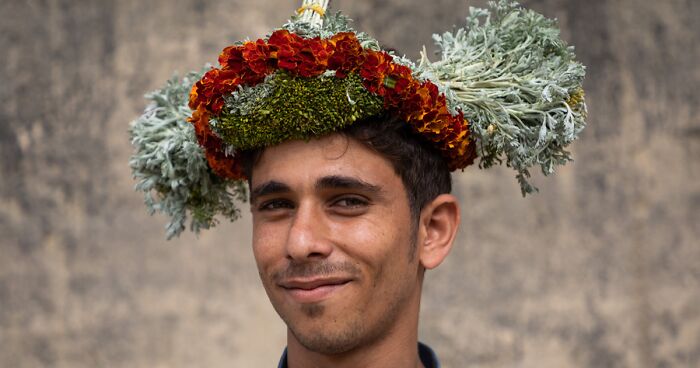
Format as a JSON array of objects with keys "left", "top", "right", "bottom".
[
  {"left": 250, "top": 181, "right": 291, "bottom": 203},
  {"left": 315, "top": 175, "right": 383, "bottom": 195}
]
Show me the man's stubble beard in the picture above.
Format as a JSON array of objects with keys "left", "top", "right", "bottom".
[
  {"left": 283, "top": 266, "right": 413, "bottom": 355},
  {"left": 280, "top": 236, "right": 420, "bottom": 355}
]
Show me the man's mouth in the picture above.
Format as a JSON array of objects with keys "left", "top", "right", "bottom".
[{"left": 278, "top": 277, "right": 352, "bottom": 303}]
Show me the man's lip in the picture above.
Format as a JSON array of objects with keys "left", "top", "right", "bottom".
[
  {"left": 279, "top": 277, "right": 352, "bottom": 290},
  {"left": 278, "top": 277, "right": 352, "bottom": 303}
]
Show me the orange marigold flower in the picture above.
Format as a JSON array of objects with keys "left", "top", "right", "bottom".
[
  {"left": 296, "top": 37, "right": 333, "bottom": 77},
  {"left": 382, "top": 64, "right": 416, "bottom": 109},
  {"left": 219, "top": 46, "right": 246, "bottom": 73},
  {"left": 445, "top": 125, "right": 477, "bottom": 171},
  {"left": 360, "top": 50, "right": 393, "bottom": 94},
  {"left": 268, "top": 29, "right": 304, "bottom": 47},
  {"left": 219, "top": 43, "right": 268, "bottom": 85},
  {"left": 328, "top": 32, "right": 363, "bottom": 77},
  {"left": 242, "top": 39, "right": 275, "bottom": 76},
  {"left": 206, "top": 150, "right": 243, "bottom": 180},
  {"left": 190, "top": 68, "right": 242, "bottom": 114},
  {"left": 188, "top": 106, "right": 241, "bottom": 179},
  {"left": 188, "top": 83, "right": 200, "bottom": 110},
  {"left": 268, "top": 30, "right": 307, "bottom": 72},
  {"left": 188, "top": 107, "right": 210, "bottom": 144}
]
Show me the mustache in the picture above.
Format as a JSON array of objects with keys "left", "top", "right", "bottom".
[{"left": 272, "top": 260, "right": 361, "bottom": 282}]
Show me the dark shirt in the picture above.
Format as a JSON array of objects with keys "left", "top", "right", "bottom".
[{"left": 277, "top": 342, "right": 440, "bottom": 368}]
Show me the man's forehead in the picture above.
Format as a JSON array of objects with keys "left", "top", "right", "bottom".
[{"left": 250, "top": 134, "right": 397, "bottom": 188}]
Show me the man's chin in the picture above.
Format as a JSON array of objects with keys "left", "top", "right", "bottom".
[
  {"left": 288, "top": 319, "right": 365, "bottom": 355},
  {"left": 299, "top": 302, "right": 327, "bottom": 318},
  {"left": 281, "top": 298, "right": 341, "bottom": 322}
]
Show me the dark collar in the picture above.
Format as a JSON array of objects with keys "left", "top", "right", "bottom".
[{"left": 277, "top": 342, "right": 440, "bottom": 368}]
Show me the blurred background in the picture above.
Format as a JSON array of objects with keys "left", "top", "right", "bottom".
[{"left": 1, "top": 0, "right": 698, "bottom": 367}]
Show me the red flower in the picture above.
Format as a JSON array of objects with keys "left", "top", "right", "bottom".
[
  {"left": 296, "top": 37, "right": 333, "bottom": 77},
  {"left": 206, "top": 149, "right": 243, "bottom": 179},
  {"left": 441, "top": 113, "right": 477, "bottom": 170},
  {"left": 189, "top": 68, "right": 242, "bottom": 114},
  {"left": 188, "top": 107, "right": 242, "bottom": 179},
  {"left": 268, "top": 30, "right": 306, "bottom": 72},
  {"left": 360, "top": 51, "right": 393, "bottom": 94},
  {"left": 218, "top": 42, "right": 269, "bottom": 85},
  {"left": 219, "top": 46, "right": 246, "bottom": 74},
  {"left": 381, "top": 63, "right": 415, "bottom": 109},
  {"left": 242, "top": 39, "right": 274, "bottom": 76},
  {"left": 328, "top": 32, "right": 363, "bottom": 77}
]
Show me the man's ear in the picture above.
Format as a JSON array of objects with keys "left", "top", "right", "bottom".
[{"left": 417, "top": 194, "right": 460, "bottom": 270}]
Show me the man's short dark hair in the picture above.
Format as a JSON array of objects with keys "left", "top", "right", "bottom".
[{"left": 241, "top": 114, "right": 452, "bottom": 221}]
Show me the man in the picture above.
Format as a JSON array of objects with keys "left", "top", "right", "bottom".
[
  {"left": 243, "top": 117, "right": 457, "bottom": 367},
  {"left": 128, "top": 1, "right": 585, "bottom": 366}
]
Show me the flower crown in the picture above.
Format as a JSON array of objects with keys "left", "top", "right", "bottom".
[
  {"left": 129, "top": 0, "right": 587, "bottom": 238},
  {"left": 188, "top": 29, "right": 476, "bottom": 181}
]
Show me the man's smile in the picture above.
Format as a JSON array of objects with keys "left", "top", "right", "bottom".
[{"left": 278, "top": 277, "right": 353, "bottom": 304}]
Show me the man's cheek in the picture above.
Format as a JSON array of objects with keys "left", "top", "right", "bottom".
[{"left": 253, "top": 225, "right": 283, "bottom": 258}]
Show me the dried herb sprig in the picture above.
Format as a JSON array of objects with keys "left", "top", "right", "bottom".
[
  {"left": 129, "top": 70, "right": 247, "bottom": 238},
  {"left": 418, "top": 0, "right": 587, "bottom": 194}
]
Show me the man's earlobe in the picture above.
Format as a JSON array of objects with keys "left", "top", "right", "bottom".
[{"left": 418, "top": 194, "right": 460, "bottom": 270}]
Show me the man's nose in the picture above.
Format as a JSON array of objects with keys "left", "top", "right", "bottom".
[{"left": 285, "top": 201, "right": 332, "bottom": 261}]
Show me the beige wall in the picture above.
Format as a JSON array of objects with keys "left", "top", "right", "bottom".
[{"left": 1, "top": 0, "right": 698, "bottom": 367}]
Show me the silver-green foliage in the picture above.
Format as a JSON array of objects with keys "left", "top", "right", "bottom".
[
  {"left": 418, "top": 0, "right": 587, "bottom": 195},
  {"left": 129, "top": 70, "right": 247, "bottom": 239},
  {"left": 222, "top": 73, "right": 277, "bottom": 117}
]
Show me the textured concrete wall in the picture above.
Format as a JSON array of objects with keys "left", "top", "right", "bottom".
[{"left": 1, "top": 0, "right": 699, "bottom": 367}]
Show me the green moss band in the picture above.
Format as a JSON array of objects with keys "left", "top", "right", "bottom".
[{"left": 213, "top": 72, "right": 384, "bottom": 150}]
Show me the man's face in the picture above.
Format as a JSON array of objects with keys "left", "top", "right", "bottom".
[{"left": 250, "top": 134, "right": 424, "bottom": 354}]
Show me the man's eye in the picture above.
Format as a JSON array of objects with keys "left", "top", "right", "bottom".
[
  {"left": 332, "top": 196, "right": 369, "bottom": 208},
  {"left": 258, "top": 199, "right": 294, "bottom": 211}
]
